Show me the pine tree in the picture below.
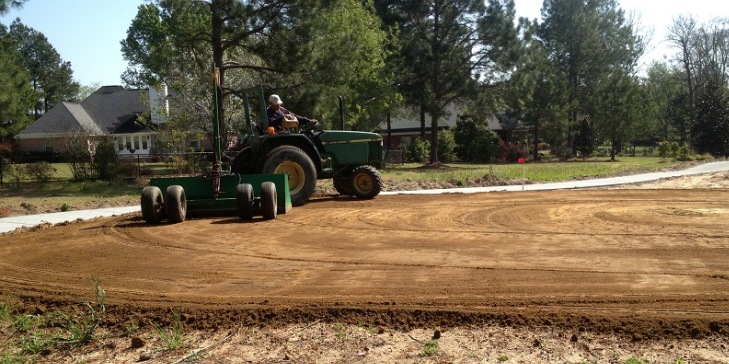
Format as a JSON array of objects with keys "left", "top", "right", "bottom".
[{"left": 692, "top": 80, "right": 729, "bottom": 157}]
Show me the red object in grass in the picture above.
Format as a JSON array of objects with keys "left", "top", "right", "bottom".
[{"left": 518, "top": 157, "right": 525, "bottom": 164}]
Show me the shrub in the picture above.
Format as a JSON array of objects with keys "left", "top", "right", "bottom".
[
  {"left": 657, "top": 140, "right": 670, "bottom": 160},
  {"left": 65, "top": 145, "right": 94, "bottom": 182},
  {"left": 24, "top": 161, "right": 56, "bottom": 183},
  {"left": 167, "top": 155, "right": 192, "bottom": 174},
  {"left": 93, "top": 138, "right": 121, "bottom": 181},
  {"left": 677, "top": 143, "right": 693, "bottom": 161},
  {"left": 497, "top": 141, "right": 527, "bottom": 163},
  {"left": 404, "top": 137, "right": 430, "bottom": 163},
  {"left": 453, "top": 113, "right": 501, "bottom": 163},
  {"left": 118, "top": 160, "right": 140, "bottom": 181},
  {"left": 437, "top": 130, "right": 457, "bottom": 163},
  {"left": 5, "top": 164, "right": 25, "bottom": 187}
]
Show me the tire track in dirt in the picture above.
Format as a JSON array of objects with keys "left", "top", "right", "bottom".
[{"left": 1, "top": 189, "right": 729, "bottom": 338}]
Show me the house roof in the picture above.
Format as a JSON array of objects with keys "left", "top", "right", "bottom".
[
  {"left": 81, "top": 86, "right": 150, "bottom": 134},
  {"left": 16, "top": 86, "right": 154, "bottom": 140},
  {"left": 17, "top": 102, "right": 104, "bottom": 138}
]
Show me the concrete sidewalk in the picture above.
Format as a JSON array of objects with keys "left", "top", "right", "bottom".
[
  {"left": 0, "top": 205, "right": 139, "bottom": 234},
  {"left": 2, "top": 161, "right": 728, "bottom": 234}
]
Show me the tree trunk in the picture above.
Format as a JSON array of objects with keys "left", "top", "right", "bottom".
[
  {"left": 532, "top": 118, "right": 540, "bottom": 161},
  {"left": 430, "top": 109, "right": 440, "bottom": 164},
  {"left": 419, "top": 106, "right": 426, "bottom": 139}
]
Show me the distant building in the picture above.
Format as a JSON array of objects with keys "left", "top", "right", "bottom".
[
  {"left": 379, "top": 103, "right": 513, "bottom": 150},
  {"left": 16, "top": 85, "right": 169, "bottom": 156}
]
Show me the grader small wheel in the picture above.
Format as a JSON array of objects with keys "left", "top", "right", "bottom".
[
  {"left": 260, "top": 181, "right": 278, "bottom": 220},
  {"left": 236, "top": 183, "right": 254, "bottom": 220},
  {"left": 141, "top": 186, "right": 165, "bottom": 224},
  {"left": 165, "top": 185, "right": 187, "bottom": 223}
]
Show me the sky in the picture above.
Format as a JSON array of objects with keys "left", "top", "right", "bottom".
[{"left": 1, "top": 0, "right": 728, "bottom": 87}]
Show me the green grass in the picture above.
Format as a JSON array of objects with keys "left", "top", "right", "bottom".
[
  {"left": 155, "top": 309, "right": 186, "bottom": 350},
  {"left": 421, "top": 339, "right": 439, "bottom": 356},
  {"left": 382, "top": 157, "right": 698, "bottom": 184}
]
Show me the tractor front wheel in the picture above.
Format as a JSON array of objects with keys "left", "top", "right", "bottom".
[
  {"left": 261, "top": 181, "right": 278, "bottom": 220},
  {"left": 262, "top": 146, "right": 317, "bottom": 206},
  {"left": 141, "top": 186, "right": 165, "bottom": 224},
  {"left": 333, "top": 176, "right": 355, "bottom": 196},
  {"left": 236, "top": 183, "right": 254, "bottom": 220},
  {"left": 351, "top": 165, "right": 382, "bottom": 199},
  {"left": 165, "top": 185, "right": 187, "bottom": 223}
]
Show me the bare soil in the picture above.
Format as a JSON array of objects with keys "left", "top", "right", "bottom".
[{"left": 1, "top": 172, "right": 729, "bottom": 363}]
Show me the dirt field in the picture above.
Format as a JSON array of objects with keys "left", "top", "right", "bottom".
[{"left": 1, "top": 172, "right": 729, "bottom": 363}]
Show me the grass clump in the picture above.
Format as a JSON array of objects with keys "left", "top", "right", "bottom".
[
  {"left": 156, "top": 309, "right": 186, "bottom": 350},
  {"left": 624, "top": 357, "right": 647, "bottom": 364},
  {"left": 421, "top": 339, "right": 439, "bottom": 356},
  {"left": 498, "top": 354, "right": 509, "bottom": 362},
  {"left": 59, "top": 278, "right": 106, "bottom": 345}
]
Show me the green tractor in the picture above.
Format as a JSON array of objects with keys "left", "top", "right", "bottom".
[{"left": 230, "top": 88, "right": 384, "bottom": 206}]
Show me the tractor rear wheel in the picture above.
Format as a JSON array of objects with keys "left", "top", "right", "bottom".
[
  {"left": 262, "top": 145, "right": 316, "bottom": 206},
  {"left": 141, "top": 186, "right": 164, "bottom": 224},
  {"left": 236, "top": 183, "right": 254, "bottom": 220},
  {"left": 333, "top": 176, "right": 355, "bottom": 196},
  {"left": 351, "top": 165, "right": 382, "bottom": 199},
  {"left": 261, "top": 181, "right": 278, "bottom": 220},
  {"left": 165, "top": 185, "right": 187, "bottom": 223}
]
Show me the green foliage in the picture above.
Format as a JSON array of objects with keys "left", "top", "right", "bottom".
[
  {"left": 498, "top": 141, "right": 527, "bottom": 163},
  {"left": 379, "top": 0, "right": 519, "bottom": 163},
  {"left": 24, "top": 161, "right": 56, "bottom": 183},
  {"left": 692, "top": 79, "right": 729, "bottom": 157},
  {"left": 437, "top": 130, "right": 457, "bottom": 163},
  {"left": 498, "top": 354, "right": 509, "bottom": 361},
  {"left": 92, "top": 137, "right": 121, "bottom": 181},
  {"left": 677, "top": 143, "right": 692, "bottom": 161},
  {"left": 3, "top": 164, "right": 24, "bottom": 187},
  {"left": 290, "top": 0, "right": 399, "bottom": 131},
  {"left": 657, "top": 140, "right": 671, "bottom": 160},
  {"left": 421, "top": 339, "right": 439, "bottom": 356},
  {"left": 0, "top": 353, "right": 27, "bottom": 364},
  {"left": 156, "top": 309, "right": 185, "bottom": 350},
  {"left": 20, "top": 334, "right": 54, "bottom": 355},
  {"left": 0, "top": 25, "right": 35, "bottom": 140},
  {"left": 534, "top": 0, "right": 645, "bottom": 157},
  {"left": 13, "top": 314, "right": 38, "bottom": 333},
  {"left": 623, "top": 356, "right": 646, "bottom": 364},
  {"left": 9, "top": 20, "right": 79, "bottom": 116},
  {"left": 60, "top": 278, "right": 105, "bottom": 345},
  {"left": 453, "top": 113, "right": 501, "bottom": 163},
  {"left": 0, "top": 300, "right": 12, "bottom": 320},
  {"left": 404, "top": 137, "right": 430, "bottom": 163},
  {"left": 0, "top": 1, "right": 28, "bottom": 15},
  {"left": 63, "top": 133, "right": 99, "bottom": 182},
  {"left": 572, "top": 118, "right": 597, "bottom": 158}
]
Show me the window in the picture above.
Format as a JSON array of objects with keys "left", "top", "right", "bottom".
[
  {"left": 134, "top": 136, "right": 140, "bottom": 150},
  {"left": 117, "top": 137, "right": 124, "bottom": 151},
  {"left": 44, "top": 141, "right": 54, "bottom": 152}
]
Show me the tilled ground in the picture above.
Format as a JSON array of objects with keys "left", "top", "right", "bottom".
[{"left": 1, "top": 177, "right": 729, "bottom": 362}]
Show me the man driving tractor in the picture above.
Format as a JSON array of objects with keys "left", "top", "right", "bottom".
[{"left": 266, "top": 94, "right": 317, "bottom": 133}]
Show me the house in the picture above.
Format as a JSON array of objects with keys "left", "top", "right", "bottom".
[
  {"left": 16, "top": 85, "right": 169, "bottom": 157},
  {"left": 379, "top": 103, "right": 513, "bottom": 150}
]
